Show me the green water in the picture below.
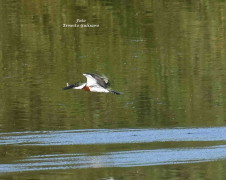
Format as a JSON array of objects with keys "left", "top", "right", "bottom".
[{"left": 1, "top": 0, "right": 226, "bottom": 179}]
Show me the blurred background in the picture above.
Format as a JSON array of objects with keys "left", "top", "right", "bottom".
[{"left": 1, "top": 0, "right": 226, "bottom": 179}]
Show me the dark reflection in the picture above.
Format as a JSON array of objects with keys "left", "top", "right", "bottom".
[{"left": 135, "top": 85, "right": 153, "bottom": 125}]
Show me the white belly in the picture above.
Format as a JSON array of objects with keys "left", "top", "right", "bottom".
[{"left": 89, "top": 86, "right": 109, "bottom": 93}]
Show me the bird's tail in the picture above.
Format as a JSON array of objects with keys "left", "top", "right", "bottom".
[
  {"left": 110, "top": 89, "right": 123, "bottom": 95},
  {"left": 63, "top": 83, "right": 76, "bottom": 90}
]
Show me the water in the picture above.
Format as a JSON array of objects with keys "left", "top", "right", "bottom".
[
  {"left": 1, "top": 127, "right": 226, "bottom": 146},
  {"left": 1, "top": 128, "right": 226, "bottom": 177},
  {"left": 1, "top": 0, "right": 226, "bottom": 179}
]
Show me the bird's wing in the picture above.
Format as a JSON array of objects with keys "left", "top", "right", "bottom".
[
  {"left": 83, "top": 74, "right": 98, "bottom": 87},
  {"left": 83, "top": 73, "right": 109, "bottom": 88},
  {"left": 99, "top": 75, "right": 110, "bottom": 86}
]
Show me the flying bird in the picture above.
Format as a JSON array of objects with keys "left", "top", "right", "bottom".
[{"left": 63, "top": 73, "right": 122, "bottom": 95}]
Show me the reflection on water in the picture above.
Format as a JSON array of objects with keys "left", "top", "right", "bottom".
[
  {"left": 1, "top": 0, "right": 226, "bottom": 133},
  {"left": 1, "top": 145, "right": 226, "bottom": 173},
  {"left": 1, "top": 127, "right": 226, "bottom": 146},
  {"left": 1, "top": 0, "right": 226, "bottom": 179},
  {"left": 0, "top": 127, "right": 226, "bottom": 174}
]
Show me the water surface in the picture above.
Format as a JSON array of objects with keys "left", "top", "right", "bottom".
[
  {"left": 1, "top": 0, "right": 226, "bottom": 179},
  {"left": 0, "top": 127, "right": 226, "bottom": 174}
]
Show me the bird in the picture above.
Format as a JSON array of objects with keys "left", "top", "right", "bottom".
[{"left": 63, "top": 73, "right": 122, "bottom": 95}]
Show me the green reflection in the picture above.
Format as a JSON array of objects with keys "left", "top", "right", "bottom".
[{"left": 1, "top": 0, "right": 226, "bottom": 179}]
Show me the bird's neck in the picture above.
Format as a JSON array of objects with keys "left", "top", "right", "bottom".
[
  {"left": 73, "top": 83, "right": 86, "bottom": 89},
  {"left": 83, "top": 85, "right": 90, "bottom": 91}
]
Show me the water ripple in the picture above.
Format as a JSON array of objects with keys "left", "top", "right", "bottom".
[
  {"left": 1, "top": 145, "right": 226, "bottom": 173},
  {"left": 0, "top": 127, "right": 226, "bottom": 146}
]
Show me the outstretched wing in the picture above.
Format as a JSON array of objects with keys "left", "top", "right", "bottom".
[{"left": 83, "top": 73, "right": 110, "bottom": 88}]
